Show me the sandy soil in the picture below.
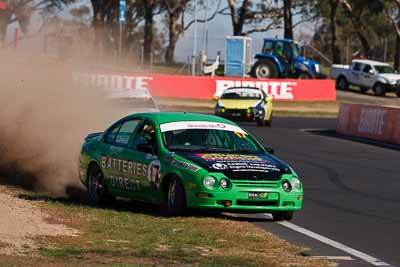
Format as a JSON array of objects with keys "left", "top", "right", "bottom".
[{"left": 0, "top": 186, "right": 78, "bottom": 255}]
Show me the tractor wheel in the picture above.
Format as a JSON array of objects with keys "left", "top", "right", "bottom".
[{"left": 253, "top": 60, "right": 279, "bottom": 78}]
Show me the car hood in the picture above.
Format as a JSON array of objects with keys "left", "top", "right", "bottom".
[
  {"left": 378, "top": 73, "right": 400, "bottom": 80},
  {"left": 176, "top": 151, "right": 291, "bottom": 180},
  {"left": 218, "top": 99, "right": 262, "bottom": 109}
]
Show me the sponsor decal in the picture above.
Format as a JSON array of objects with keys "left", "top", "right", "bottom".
[
  {"left": 197, "top": 154, "right": 280, "bottom": 173},
  {"left": 101, "top": 156, "right": 151, "bottom": 191},
  {"left": 215, "top": 80, "right": 296, "bottom": 100},
  {"left": 160, "top": 121, "right": 246, "bottom": 134},
  {"left": 212, "top": 163, "right": 228, "bottom": 170},
  {"left": 109, "top": 175, "right": 141, "bottom": 192},
  {"left": 198, "top": 154, "right": 262, "bottom": 161},
  {"left": 101, "top": 156, "right": 148, "bottom": 177},
  {"left": 148, "top": 160, "right": 161, "bottom": 192},
  {"left": 73, "top": 72, "right": 153, "bottom": 92},
  {"left": 170, "top": 159, "right": 200, "bottom": 172},
  {"left": 358, "top": 107, "right": 386, "bottom": 135}
]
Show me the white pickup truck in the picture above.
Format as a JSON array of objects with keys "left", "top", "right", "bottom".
[{"left": 331, "top": 59, "right": 400, "bottom": 97}]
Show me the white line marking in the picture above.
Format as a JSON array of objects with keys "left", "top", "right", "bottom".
[
  {"left": 278, "top": 221, "right": 395, "bottom": 267},
  {"left": 309, "top": 256, "right": 353, "bottom": 261}
]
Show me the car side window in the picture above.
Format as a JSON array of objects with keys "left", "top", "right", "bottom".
[
  {"left": 363, "top": 65, "right": 372, "bottom": 73},
  {"left": 353, "top": 63, "right": 362, "bottom": 72},
  {"left": 105, "top": 122, "right": 122, "bottom": 144},
  {"left": 114, "top": 119, "right": 141, "bottom": 146},
  {"left": 132, "top": 122, "right": 157, "bottom": 151}
]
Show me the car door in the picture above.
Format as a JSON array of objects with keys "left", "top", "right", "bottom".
[
  {"left": 121, "top": 119, "right": 161, "bottom": 203},
  {"left": 100, "top": 118, "right": 142, "bottom": 197},
  {"left": 350, "top": 62, "right": 363, "bottom": 85},
  {"left": 361, "top": 64, "right": 374, "bottom": 87}
]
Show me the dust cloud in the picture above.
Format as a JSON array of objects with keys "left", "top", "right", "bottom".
[{"left": 0, "top": 51, "right": 123, "bottom": 195}]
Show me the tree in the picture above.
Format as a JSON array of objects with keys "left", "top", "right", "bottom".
[
  {"left": 339, "top": 0, "right": 371, "bottom": 57},
  {"left": 142, "top": 0, "right": 161, "bottom": 63},
  {"left": 0, "top": 0, "right": 69, "bottom": 47},
  {"left": 379, "top": 0, "right": 400, "bottom": 70},
  {"left": 225, "top": 0, "right": 281, "bottom": 36},
  {"left": 329, "top": 0, "right": 341, "bottom": 63},
  {"left": 162, "top": 0, "right": 189, "bottom": 63},
  {"left": 283, "top": 0, "right": 293, "bottom": 39}
]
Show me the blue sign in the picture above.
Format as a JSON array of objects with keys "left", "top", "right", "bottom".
[{"left": 119, "top": 0, "right": 126, "bottom": 24}]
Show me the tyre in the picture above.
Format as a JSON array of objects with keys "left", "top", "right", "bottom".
[
  {"left": 272, "top": 211, "right": 294, "bottom": 221},
  {"left": 166, "top": 177, "right": 186, "bottom": 216},
  {"left": 87, "top": 165, "right": 107, "bottom": 205},
  {"left": 360, "top": 87, "right": 369, "bottom": 93},
  {"left": 336, "top": 76, "right": 348, "bottom": 90},
  {"left": 256, "top": 117, "right": 264, "bottom": 127},
  {"left": 373, "top": 83, "right": 386, "bottom": 96},
  {"left": 264, "top": 115, "right": 272, "bottom": 127},
  {"left": 253, "top": 60, "right": 279, "bottom": 78}
]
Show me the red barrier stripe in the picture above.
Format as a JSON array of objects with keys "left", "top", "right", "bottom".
[
  {"left": 337, "top": 103, "right": 400, "bottom": 145},
  {"left": 0, "top": 2, "right": 7, "bottom": 9},
  {"left": 73, "top": 72, "right": 336, "bottom": 101}
]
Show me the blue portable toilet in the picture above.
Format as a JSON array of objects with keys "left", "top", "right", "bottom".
[{"left": 224, "top": 36, "right": 252, "bottom": 77}]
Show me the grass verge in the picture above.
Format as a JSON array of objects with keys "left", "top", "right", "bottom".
[
  {"left": 156, "top": 97, "right": 339, "bottom": 117},
  {"left": 2, "top": 187, "right": 335, "bottom": 267}
]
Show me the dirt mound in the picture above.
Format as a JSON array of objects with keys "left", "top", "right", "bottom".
[{"left": 0, "top": 186, "right": 78, "bottom": 255}]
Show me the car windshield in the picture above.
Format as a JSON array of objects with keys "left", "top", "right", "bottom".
[
  {"left": 374, "top": 65, "right": 394, "bottom": 74},
  {"left": 160, "top": 122, "right": 263, "bottom": 153},
  {"left": 221, "top": 89, "right": 262, "bottom": 100}
]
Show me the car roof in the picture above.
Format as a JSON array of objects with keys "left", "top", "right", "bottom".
[
  {"left": 224, "top": 87, "right": 261, "bottom": 91},
  {"left": 352, "top": 59, "right": 391, "bottom": 66},
  {"left": 125, "top": 112, "right": 239, "bottom": 125}
]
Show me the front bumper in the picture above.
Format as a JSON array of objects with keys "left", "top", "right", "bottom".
[
  {"left": 215, "top": 109, "right": 264, "bottom": 122},
  {"left": 186, "top": 181, "right": 303, "bottom": 212}
]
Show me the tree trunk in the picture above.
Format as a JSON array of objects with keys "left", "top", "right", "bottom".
[
  {"left": 395, "top": 34, "right": 400, "bottom": 71},
  {"left": 340, "top": 0, "right": 370, "bottom": 56},
  {"left": 283, "top": 0, "right": 293, "bottom": 39},
  {"left": 0, "top": 10, "right": 11, "bottom": 48},
  {"left": 227, "top": 0, "right": 249, "bottom": 36},
  {"left": 143, "top": 0, "right": 154, "bottom": 64},
  {"left": 330, "top": 0, "right": 341, "bottom": 63},
  {"left": 165, "top": 13, "right": 178, "bottom": 64}
]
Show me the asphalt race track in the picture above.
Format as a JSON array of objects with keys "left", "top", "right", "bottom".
[{"left": 239, "top": 117, "right": 399, "bottom": 267}]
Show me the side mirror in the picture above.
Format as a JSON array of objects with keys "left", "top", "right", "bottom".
[
  {"left": 137, "top": 143, "right": 153, "bottom": 154},
  {"left": 369, "top": 69, "right": 374, "bottom": 75},
  {"left": 264, "top": 146, "right": 274, "bottom": 154},
  {"left": 265, "top": 96, "right": 273, "bottom": 103}
]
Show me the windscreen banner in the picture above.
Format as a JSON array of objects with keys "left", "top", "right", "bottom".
[
  {"left": 336, "top": 103, "right": 400, "bottom": 145},
  {"left": 73, "top": 72, "right": 336, "bottom": 101}
]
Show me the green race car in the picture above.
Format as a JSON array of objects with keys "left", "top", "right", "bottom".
[
  {"left": 215, "top": 87, "right": 273, "bottom": 127},
  {"left": 79, "top": 112, "right": 302, "bottom": 220}
]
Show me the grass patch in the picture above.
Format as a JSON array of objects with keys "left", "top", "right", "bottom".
[{"left": 8, "top": 190, "right": 335, "bottom": 267}]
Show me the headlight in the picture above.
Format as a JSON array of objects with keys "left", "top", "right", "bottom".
[
  {"left": 203, "top": 176, "right": 216, "bottom": 189},
  {"left": 314, "top": 64, "right": 320, "bottom": 73},
  {"left": 215, "top": 106, "right": 225, "bottom": 113},
  {"left": 291, "top": 178, "right": 301, "bottom": 191}
]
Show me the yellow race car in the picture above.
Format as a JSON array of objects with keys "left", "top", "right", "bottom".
[{"left": 214, "top": 87, "right": 273, "bottom": 127}]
